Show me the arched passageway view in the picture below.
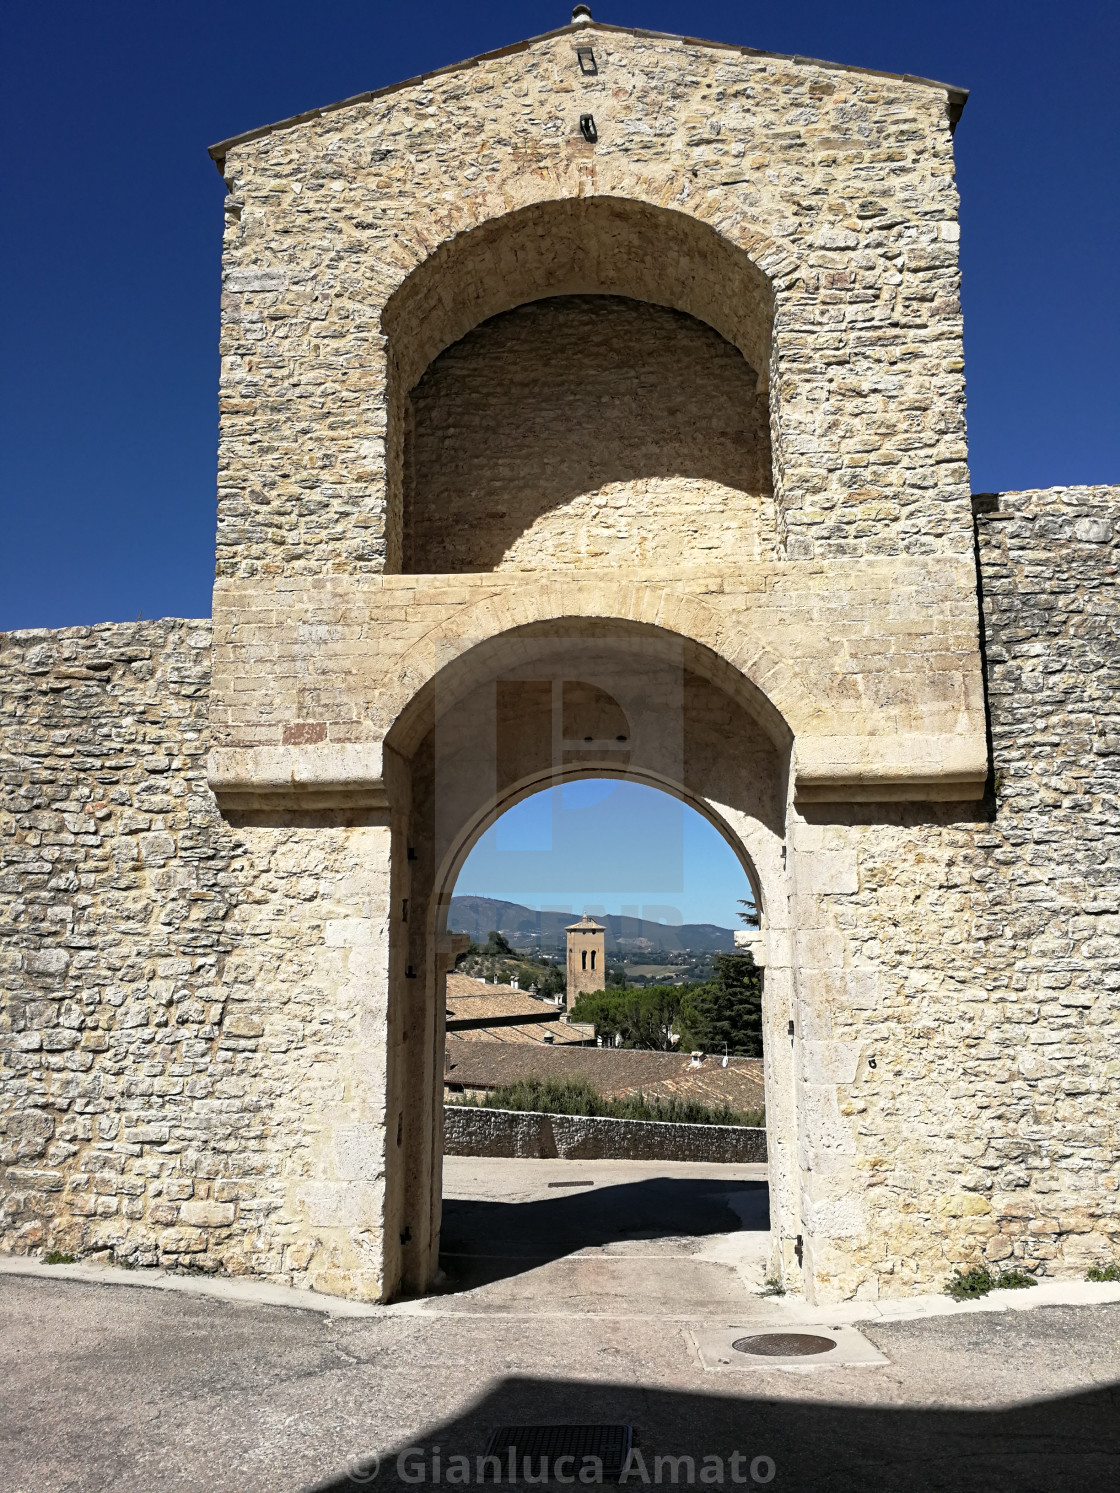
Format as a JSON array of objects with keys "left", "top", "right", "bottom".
[
  {"left": 438, "top": 780, "right": 772, "bottom": 1309},
  {"left": 385, "top": 615, "right": 800, "bottom": 1295}
]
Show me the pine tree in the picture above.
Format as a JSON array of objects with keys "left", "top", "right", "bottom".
[{"left": 681, "top": 952, "right": 763, "bottom": 1056}]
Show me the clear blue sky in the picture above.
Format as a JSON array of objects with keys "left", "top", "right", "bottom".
[
  {"left": 454, "top": 779, "right": 755, "bottom": 929},
  {"left": 1, "top": 1, "right": 1116, "bottom": 633}
]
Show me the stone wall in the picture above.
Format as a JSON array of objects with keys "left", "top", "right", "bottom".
[
  {"left": 0, "top": 620, "right": 235, "bottom": 1263},
  {"left": 967, "top": 485, "right": 1120, "bottom": 1269},
  {"left": 783, "top": 485, "right": 1120, "bottom": 1296},
  {"left": 0, "top": 621, "right": 396, "bottom": 1299},
  {"left": 443, "top": 1105, "right": 768, "bottom": 1164},
  {"left": 405, "top": 295, "right": 774, "bottom": 573}
]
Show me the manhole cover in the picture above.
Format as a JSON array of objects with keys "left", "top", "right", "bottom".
[{"left": 731, "top": 1332, "right": 837, "bottom": 1357}]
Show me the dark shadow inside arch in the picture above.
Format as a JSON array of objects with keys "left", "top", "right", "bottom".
[
  {"left": 403, "top": 294, "right": 773, "bottom": 574},
  {"left": 381, "top": 195, "right": 777, "bottom": 573}
]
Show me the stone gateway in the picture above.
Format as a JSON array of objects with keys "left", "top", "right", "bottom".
[{"left": 2, "top": 11, "right": 1117, "bottom": 1304}]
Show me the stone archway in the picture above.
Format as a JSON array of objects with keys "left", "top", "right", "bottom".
[
  {"left": 379, "top": 195, "right": 779, "bottom": 572},
  {"left": 378, "top": 618, "right": 800, "bottom": 1300},
  {"left": 201, "top": 24, "right": 988, "bottom": 1305}
]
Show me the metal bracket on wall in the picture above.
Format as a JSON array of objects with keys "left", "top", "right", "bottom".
[{"left": 579, "top": 113, "right": 598, "bottom": 142}]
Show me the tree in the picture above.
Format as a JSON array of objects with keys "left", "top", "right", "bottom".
[
  {"left": 569, "top": 984, "right": 699, "bottom": 1050},
  {"left": 536, "top": 963, "right": 566, "bottom": 999},
  {"left": 606, "top": 964, "right": 627, "bottom": 989},
  {"left": 483, "top": 929, "right": 513, "bottom": 956},
  {"left": 680, "top": 952, "right": 763, "bottom": 1057}
]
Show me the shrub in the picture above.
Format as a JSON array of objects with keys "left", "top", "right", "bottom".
[
  {"left": 946, "top": 1264, "right": 1037, "bottom": 1300},
  {"left": 1086, "top": 1261, "right": 1120, "bottom": 1282},
  {"left": 450, "top": 1076, "right": 764, "bottom": 1128},
  {"left": 44, "top": 1251, "right": 75, "bottom": 1265},
  {"left": 992, "top": 1269, "right": 1036, "bottom": 1290}
]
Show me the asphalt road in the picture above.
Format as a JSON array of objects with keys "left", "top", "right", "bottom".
[{"left": 2, "top": 1158, "right": 1118, "bottom": 1493}]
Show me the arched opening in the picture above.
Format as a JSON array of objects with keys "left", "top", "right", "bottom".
[
  {"left": 379, "top": 615, "right": 798, "bottom": 1303},
  {"left": 381, "top": 196, "right": 775, "bottom": 572},
  {"left": 403, "top": 294, "right": 774, "bottom": 573},
  {"left": 439, "top": 775, "right": 770, "bottom": 1304}
]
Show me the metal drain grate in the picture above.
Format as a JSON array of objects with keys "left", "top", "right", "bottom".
[
  {"left": 732, "top": 1332, "right": 837, "bottom": 1357},
  {"left": 483, "top": 1425, "right": 632, "bottom": 1480}
]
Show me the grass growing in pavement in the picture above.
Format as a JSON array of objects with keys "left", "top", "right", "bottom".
[
  {"left": 946, "top": 1264, "right": 1038, "bottom": 1300},
  {"left": 450, "top": 1076, "right": 765, "bottom": 1128},
  {"left": 1086, "top": 1261, "right": 1120, "bottom": 1282}
]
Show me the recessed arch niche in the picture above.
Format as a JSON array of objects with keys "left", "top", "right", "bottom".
[{"left": 381, "top": 197, "right": 777, "bottom": 573}]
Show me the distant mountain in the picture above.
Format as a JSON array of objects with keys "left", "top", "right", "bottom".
[{"left": 448, "top": 895, "right": 739, "bottom": 954}]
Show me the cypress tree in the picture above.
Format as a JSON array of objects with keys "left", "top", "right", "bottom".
[{"left": 681, "top": 952, "right": 763, "bottom": 1056}]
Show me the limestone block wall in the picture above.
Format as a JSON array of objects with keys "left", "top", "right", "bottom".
[
  {"left": 786, "top": 486, "right": 1120, "bottom": 1298},
  {"left": 4, "top": 487, "right": 1118, "bottom": 1302},
  {"left": 211, "top": 21, "right": 970, "bottom": 577},
  {"left": 404, "top": 295, "right": 774, "bottom": 573},
  {"left": 0, "top": 622, "right": 395, "bottom": 1299}
]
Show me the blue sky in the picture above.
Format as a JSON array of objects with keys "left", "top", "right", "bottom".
[
  {"left": 2, "top": 2, "right": 1116, "bottom": 926},
  {"left": 1, "top": 0, "right": 1116, "bottom": 634},
  {"left": 455, "top": 779, "right": 755, "bottom": 929}
]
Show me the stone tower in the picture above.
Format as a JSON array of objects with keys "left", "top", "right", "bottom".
[{"left": 566, "top": 915, "right": 607, "bottom": 1006}]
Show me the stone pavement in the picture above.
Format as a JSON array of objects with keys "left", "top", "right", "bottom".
[{"left": 2, "top": 1158, "right": 1119, "bottom": 1493}]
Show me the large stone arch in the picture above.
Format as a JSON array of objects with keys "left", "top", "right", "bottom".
[
  {"left": 379, "top": 193, "right": 794, "bottom": 570},
  {"left": 379, "top": 614, "right": 800, "bottom": 1301},
  {"left": 382, "top": 192, "right": 783, "bottom": 389},
  {"left": 380, "top": 587, "right": 807, "bottom": 759}
]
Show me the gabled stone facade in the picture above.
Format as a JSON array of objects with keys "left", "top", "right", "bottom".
[{"left": 1, "top": 15, "right": 1116, "bottom": 1304}]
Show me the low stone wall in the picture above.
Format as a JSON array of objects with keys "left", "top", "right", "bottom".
[{"left": 443, "top": 1105, "right": 768, "bottom": 1164}]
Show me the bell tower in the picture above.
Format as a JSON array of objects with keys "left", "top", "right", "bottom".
[{"left": 565, "top": 914, "right": 607, "bottom": 1007}]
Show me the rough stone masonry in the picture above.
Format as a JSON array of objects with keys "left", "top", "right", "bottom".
[{"left": 1, "top": 11, "right": 1117, "bottom": 1304}]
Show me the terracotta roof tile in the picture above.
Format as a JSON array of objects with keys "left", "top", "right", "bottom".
[
  {"left": 445, "top": 973, "right": 592, "bottom": 1045},
  {"left": 442, "top": 1044, "right": 765, "bottom": 1109}
]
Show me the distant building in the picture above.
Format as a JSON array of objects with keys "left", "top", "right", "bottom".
[
  {"left": 444, "top": 973, "right": 593, "bottom": 1047},
  {"left": 443, "top": 1044, "right": 765, "bottom": 1112},
  {"left": 565, "top": 914, "right": 606, "bottom": 1007}
]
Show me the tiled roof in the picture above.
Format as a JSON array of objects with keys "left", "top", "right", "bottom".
[
  {"left": 442, "top": 1044, "right": 765, "bottom": 1110},
  {"left": 446, "top": 973, "right": 549, "bottom": 1021},
  {"left": 446, "top": 1021, "right": 593, "bottom": 1046},
  {"left": 445, "top": 973, "right": 593, "bottom": 1046}
]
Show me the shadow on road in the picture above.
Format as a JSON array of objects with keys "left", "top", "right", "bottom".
[
  {"left": 308, "top": 1370, "right": 1120, "bottom": 1493},
  {"left": 438, "top": 1176, "right": 769, "bottom": 1289}
]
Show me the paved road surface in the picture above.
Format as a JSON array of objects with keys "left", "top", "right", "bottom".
[{"left": 2, "top": 1157, "right": 1118, "bottom": 1492}]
